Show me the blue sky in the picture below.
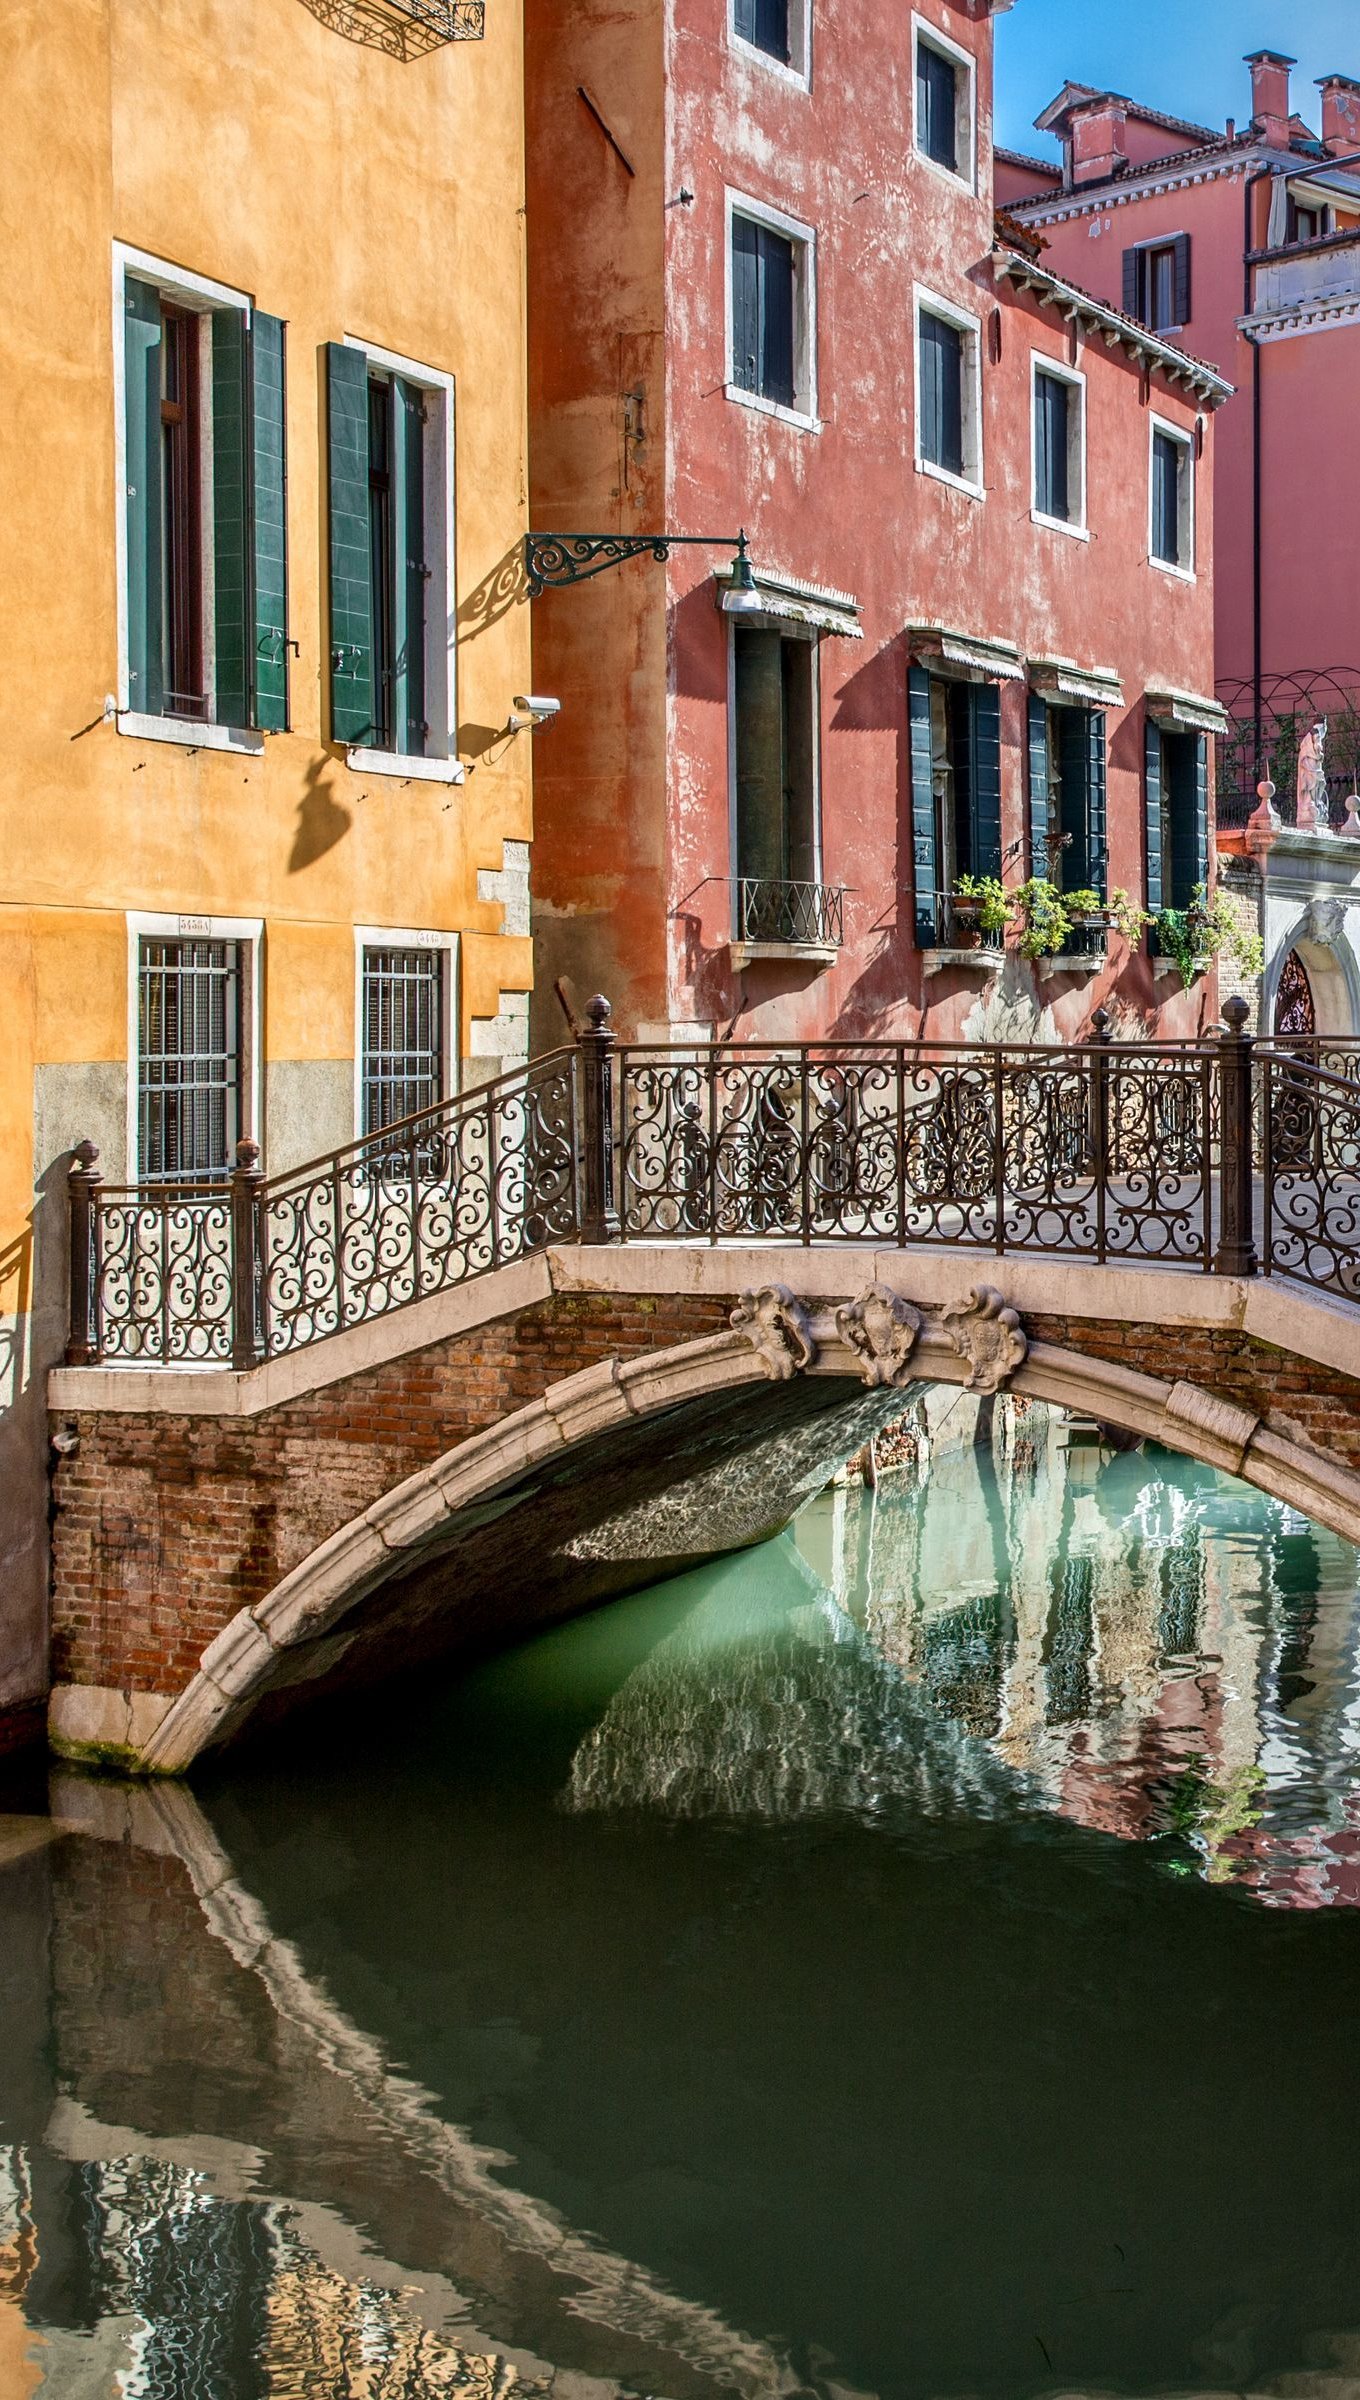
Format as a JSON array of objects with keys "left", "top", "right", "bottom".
[{"left": 994, "top": 1, "right": 1360, "bottom": 159}]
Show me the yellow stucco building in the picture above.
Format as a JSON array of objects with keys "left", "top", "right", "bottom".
[{"left": 0, "top": 0, "right": 534, "bottom": 1734}]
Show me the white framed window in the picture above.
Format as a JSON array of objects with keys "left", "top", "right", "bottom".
[
  {"left": 912, "top": 13, "right": 976, "bottom": 192},
  {"left": 914, "top": 285, "right": 984, "bottom": 498},
  {"left": 126, "top": 913, "right": 263, "bottom": 1183},
  {"left": 332, "top": 337, "right": 462, "bottom": 785},
  {"left": 730, "top": 0, "right": 811, "bottom": 86},
  {"left": 726, "top": 191, "right": 819, "bottom": 431},
  {"left": 1149, "top": 414, "right": 1195, "bottom": 579},
  {"left": 1031, "top": 354, "right": 1088, "bottom": 539},
  {"left": 354, "top": 927, "right": 459, "bottom": 1142},
  {"left": 112, "top": 244, "right": 285, "bottom": 757}
]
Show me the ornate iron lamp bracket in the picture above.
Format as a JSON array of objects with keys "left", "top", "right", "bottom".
[{"left": 525, "top": 528, "right": 752, "bottom": 598}]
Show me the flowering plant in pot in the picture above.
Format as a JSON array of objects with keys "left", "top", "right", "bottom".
[{"left": 949, "top": 874, "right": 1010, "bottom": 945}]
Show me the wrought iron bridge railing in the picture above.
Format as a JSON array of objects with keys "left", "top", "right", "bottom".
[
  {"left": 736, "top": 878, "right": 845, "bottom": 948},
  {"left": 67, "top": 1007, "right": 1360, "bottom": 1369}
]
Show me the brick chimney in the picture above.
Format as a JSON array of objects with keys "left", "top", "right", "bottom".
[
  {"left": 1246, "top": 50, "right": 1296, "bottom": 150},
  {"left": 1318, "top": 74, "right": 1360, "bottom": 158},
  {"left": 1069, "top": 97, "right": 1128, "bottom": 188}
]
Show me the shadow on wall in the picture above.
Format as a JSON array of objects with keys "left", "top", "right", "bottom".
[
  {"left": 288, "top": 757, "right": 352, "bottom": 875},
  {"left": 293, "top": 0, "right": 485, "bottom": 60},
  {"left": 828, "top": 633, "right": 916, "bottom": 1038},
  {"left": 458, "top": 543, "right": 530, "bottom": 644}
]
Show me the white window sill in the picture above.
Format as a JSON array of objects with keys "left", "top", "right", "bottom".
[
  {"left": 725, "top": 383, "right": 821, "bottom": 435},
  {"left": 1035, "top": 951, "right": 1102, "bottom": 977},
  {"left": 118, "top": 712, "right": 264, "bottom": 757},
  {"left": 923, "top": 946, "right": 1004, "bottom": 976},
  {"left": 346, "top": 746, "right": 465, "bottom": 785},
  {"left": 1149, "top": 554, "right": 1197, "bottom": 583},
  {"left": 914, "top": 147, "right": 977, "bottom": 198},
  {"left": 730, "top": 938, "right": 838, "bottom": 970},
  {"left": 916, "top": 456, "right": 985, "bottom": 502},
  {"left": 730, "top": 32, "right": 810, "bottom": 89},
  {"left": 1031, "top": 508, "right": 1091, "bottom": 542}
]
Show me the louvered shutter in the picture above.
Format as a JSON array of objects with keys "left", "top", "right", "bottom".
[
  {"left": 1192, "top": 733, "right": 1209, "bottom": 892},
  {"left": 969, "top": 683, "right": 1003, "bottom": 880},
  {"left": 1028, "top": 694, "right": 1050, "bottom": 878},
  {"left": 731, "top": 216, "right": 759, "bottom": 394},
  {"left": 1086, "top": 712, "right": 1108, "bottom": 896},
  {"left": 759, "top": 227, "right": 795, "bottom": 408},
  {"left": 326, "top": 342, "right": 375, "bottom": 745},
  {"left": 1145, "top": 718, "right": 1164, "bottom": 918},
  {"left": 734, "top": 0, "right": 756, "bottom": 37},
  {"left": 920, "top": 314, "right": 963, "bottom": 476},
  {"left": 909, "top": 666, "right": 939, "bottom": 947},
  {"left": 211, "top": 309, "right": 252, "bottom": 729},
  {"left": 391, "top": 377, "right": 427, "bottom": 756},
  {"left": 251, "top": 312, "right": 289, "bottom": 732},
  {"left": 1122, "top": 246, "right": 1141, "bottom": 322},
  {"left": 124, "top": 277, "right": 164, "bottom": 717},
  {"left": 1173, "top": 233, "right": 1192, "bottom": 328},
  {"left": 1035, "top": 372, "right": 1068, "bottom": 518}
]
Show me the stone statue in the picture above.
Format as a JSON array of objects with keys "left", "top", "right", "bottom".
[{"left": 1296, "top": 719, "right": 1328, "bottom": 831}]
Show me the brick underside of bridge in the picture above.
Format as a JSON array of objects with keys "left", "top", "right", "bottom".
[{"left": 44, "top": 1252, "right": 1360, "bottom": 1770}]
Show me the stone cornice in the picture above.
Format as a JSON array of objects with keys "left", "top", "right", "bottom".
[
  {"left": 1009, "top": 150, "right": 1261, "bottom": 227},
  {"left": 992, "top": 248, "right": 1234, "bottom": 403}
]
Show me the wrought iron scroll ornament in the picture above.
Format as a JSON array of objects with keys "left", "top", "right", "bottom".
[{"left": 525, "top": 528, "right": 754, "bottom": 597}]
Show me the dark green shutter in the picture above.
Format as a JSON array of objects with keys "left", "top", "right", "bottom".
[
  {"left": 212, "top": 310, "right": 252, "bottom": 729},
  {"left": 1086, "top": 711, "right": 1108, "bottom": 895},
  {"left": 732, "top": 216, "right": 759, "bottom": 395},
  {"left": 1028, "top": 694, "right": 1050, "bottom": 878},
  {"left": 1192, "top": 733, "right": 1209, "bottom": 891},
  {"left": 251, "top": 312, "right": 289, "bottom": 732},
  {"left": 124, "top": 277, "right": 164, "bottom": 717},
  {"left": 326, "top": 342, "right": 375, "bottom": 745},
  {"left": 1173, "top": 233, "right": 1192, "bottom": 328},
  {"left": 1145, "top": 718, "right": 1164, "bottom": 916},
  {"left": 391, "top": 377, "right": 426, "bottom": 756},
  {"left": 968, "top": 682, "right": 1002, "bottom": 880},
  {"left": 909, "top": 665, "right": 939, "bottom": 948}
]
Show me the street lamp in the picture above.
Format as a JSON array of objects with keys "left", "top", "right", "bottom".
[{"left": 524, "top": 526, "right": 763, "bottom": 612}]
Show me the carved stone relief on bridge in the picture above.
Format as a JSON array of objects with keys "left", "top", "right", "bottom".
[
  {"left": 731, "top": 1282, "right": 1029, "bottom": 1396},
  {"left": 730, "top": 1286, "right": 817, "bottom": 1381}
]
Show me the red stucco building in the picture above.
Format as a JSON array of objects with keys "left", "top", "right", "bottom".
[
  {"left": 525, "top": 0, "right": 1229, "bottom": 1048},
  {"left": 999, "top": 50, "right": 1360, "bottom": 734}
]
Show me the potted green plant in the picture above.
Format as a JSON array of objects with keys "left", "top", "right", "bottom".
[
  {"left": 1062, "top": 886, "right": 1105, "bottom": 926},
  {"left": 1013, "top": 877, "right": 1072, "bottom": 959},
  {"left": 1155, "top": 884, "right": 1266, "bottom": 985},
  {"left": 949, "top": 874, "right": 1010, "bottom": 947},
  {"left": 1107, "top": 888, "right": 1151, "bottom": 945}
]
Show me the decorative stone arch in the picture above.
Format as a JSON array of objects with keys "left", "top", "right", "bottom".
[
  {"left": 136, "top": 1288, "right": 1360, "bottom": 1776},
  {"left": 1264, "top": 901, "right": 1360, "bottom": 1038}
]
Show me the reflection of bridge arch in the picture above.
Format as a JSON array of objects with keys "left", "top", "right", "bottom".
[{"left": 137, "top": 1270, "right": 1360, "bottom": 1777}]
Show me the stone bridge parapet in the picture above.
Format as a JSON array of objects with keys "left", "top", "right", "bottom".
[{"left": 46, "top": 1244, "right": 1360, "bottom": 1775}]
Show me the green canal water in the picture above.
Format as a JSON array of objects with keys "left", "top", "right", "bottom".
[{"left": 7, "top": 1401, "right": 1360, "bottom": 2399}]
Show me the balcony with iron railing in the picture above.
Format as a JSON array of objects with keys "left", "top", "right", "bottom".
[{"left": 733, "top": 877, "right": 845, "bottom": 959}]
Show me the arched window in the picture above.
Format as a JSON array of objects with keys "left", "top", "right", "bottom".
[{"left": 1274, "top": 950, "right": 1316, "bottom": 1038}]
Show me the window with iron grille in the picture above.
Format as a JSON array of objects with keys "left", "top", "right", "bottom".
[
  {"left": 138, "top": 939, "right": 243, "bottom": 1183},
  {"left": 361, "top": 947, "right": 446, "bottom": 1144}
]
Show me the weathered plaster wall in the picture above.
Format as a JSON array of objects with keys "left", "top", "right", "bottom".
[{"left": 0, "top": 0, "right": 535, "bottom": 1726}]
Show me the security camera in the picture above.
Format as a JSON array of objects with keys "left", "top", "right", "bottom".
[{"left": 511, "top": 695, "right": 562, "bottom": 729}]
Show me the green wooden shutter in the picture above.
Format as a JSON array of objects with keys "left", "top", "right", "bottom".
[
  {"left": 909, "top": 665, "right": 939, "bottom": 948},
  {"left": 326, "top": 342, "right": 375, "bottom": 745},
  {"left": 1027, "top": 694, "right": 1050, "bottom": 877},
  {"left": 251, "top": 312, "right": 289, "bottom": 732},
  {"left": 1145, "top": 718, "right": 1164, "bottom": 917},
  {"left": 1192, "top": 733, "right": 1209, "bottom": 891},
  {"left": 969, "top": 682, "right": 1003, "bottom": 881},
  {"left": 391, "top": 377, "right": 426, "bottom": 756},
  {"left": 212, "top": 309, "right": 252, "bottom": 730},
  {"left": 124, "top": 277, "right": 164, "bottom": 717},
  {"left": 1086, "top": 711, "right": 1108, "bottom": 895}
]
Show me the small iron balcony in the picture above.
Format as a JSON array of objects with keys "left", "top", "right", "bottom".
[{"left": 736, "top": 878, "right": 845, "bottom": 951}]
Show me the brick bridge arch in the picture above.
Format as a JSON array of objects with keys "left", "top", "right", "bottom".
[{"left": 47, "top": 1249, "right": 1360, "bottom": 1775}]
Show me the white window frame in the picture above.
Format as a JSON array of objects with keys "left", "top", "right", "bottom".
[
  {"left": 724, "top": 190, "right": 820, "bottom": 434},
  {"left": 729, "top": 0, "right": 812, "bottom": 88},
  {"left": 353, "top": 926, "right": 460, "bottom": 1140},
  {"left": 111, "top": 243, "right": 264, "bottom": 757},
  {"left": 914, "top": 283, "right": 985, "bottom": 500},
  {"left": 125, "top": 911, "right": 263, "bottom": 1181},
  {"left": 911, "top": 12, "right": 977, "bottom": 195},
  {"left": 341, "top": 335, "right": 463, "bottom": 787},
  {"left": 725, "top": 616, "right": 825, "bottom": 917},
  {"left": 1030, "top": 352, "right": 1089, "bottom": 541},
  {"left": 1148, "top": 413, "right": 1196, "bottom": 581}
]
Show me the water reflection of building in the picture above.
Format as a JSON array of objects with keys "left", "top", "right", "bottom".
[{"left": 568, "top": 1396, "right": 1360, "bottom": 1910}]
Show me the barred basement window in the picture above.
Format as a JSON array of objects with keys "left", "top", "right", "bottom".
[
  {"left": 138, "top": 939, "right": 243, "bottom": 1184},
  {"left": 361, "top": 947, "right": 446, "bottom": 1144}
]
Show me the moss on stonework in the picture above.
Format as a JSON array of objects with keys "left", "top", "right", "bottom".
[{"left": 48, "top": 1736, "right": 159, "bottom": 1779}]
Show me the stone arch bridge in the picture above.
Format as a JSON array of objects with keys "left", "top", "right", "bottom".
[{"left": 47, "top": 1008, "right": 1360, "bottom": 1773}]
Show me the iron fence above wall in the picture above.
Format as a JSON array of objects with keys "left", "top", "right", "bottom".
[
  {"left": 1216, "top": 668, "right": 1360, "bottom": 831},
  {"left": 67, "top": 1005, "right": 1360, "bottom": 1370}
]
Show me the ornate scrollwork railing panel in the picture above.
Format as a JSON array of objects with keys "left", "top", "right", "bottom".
[
  {"left": 92, "top": 1189, "right": 234, "bottom": 1364},
  {"left": 259, "top": 1052, "right": 580, "bottom": 1357},
  {"left": 1265, "top": 1057, "right": 1360, "bottom": 1298}
]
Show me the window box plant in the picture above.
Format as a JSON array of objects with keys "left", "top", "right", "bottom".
[
  {"left": 1155, "top": 883, "right": 1265, "bottom": 985},
  {"left": 1012, "top": 877, "right": 1071, "bottom": 958},
  {"left": 948, "top": 874, "right": 1010, "bottom": 947}
]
